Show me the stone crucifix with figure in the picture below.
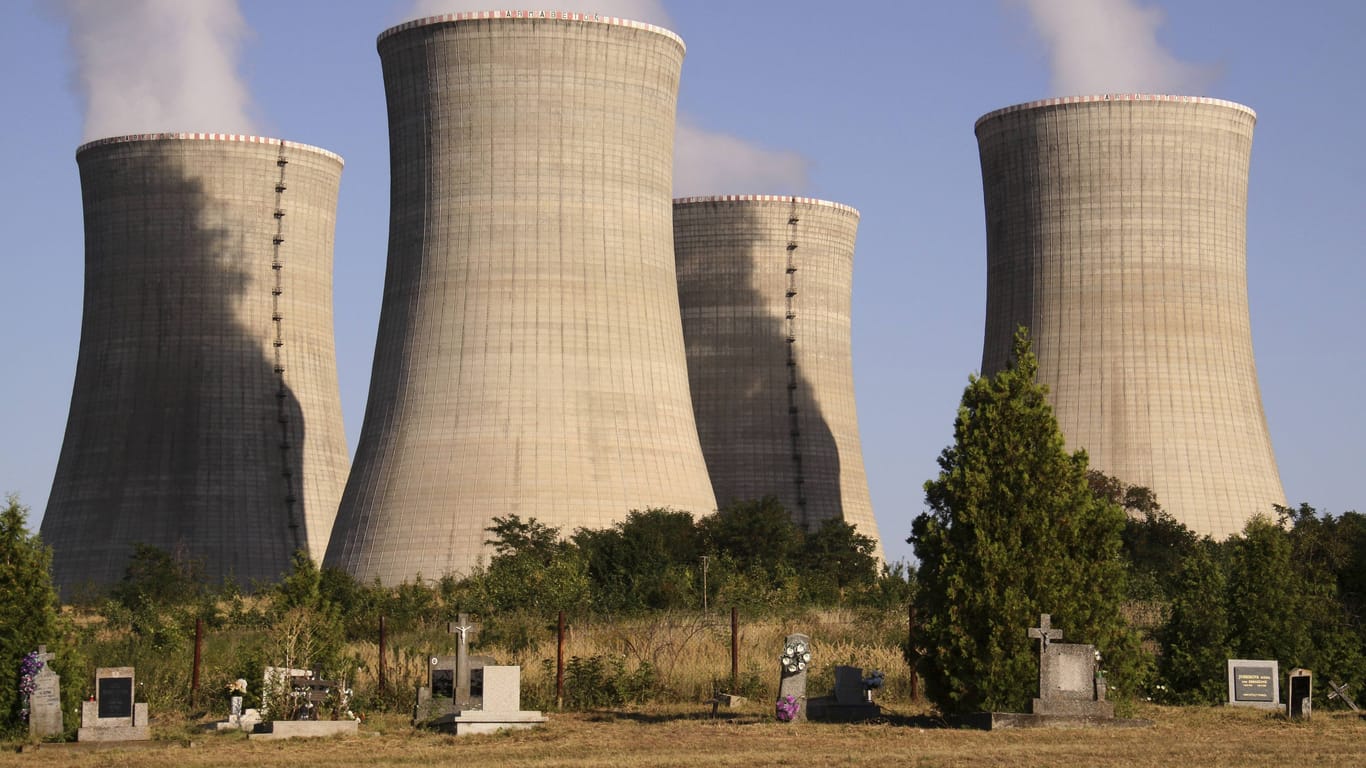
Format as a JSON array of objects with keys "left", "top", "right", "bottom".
[{"left": 448, "top": 613, "right": 481, "bottom": 709}]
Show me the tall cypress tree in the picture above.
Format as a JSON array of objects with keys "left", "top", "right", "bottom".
[
  {"left": 0, "top": 495, "right": 66, "bottom": 733},
  {"left": 909, "top": 329, "right": 1145, "bottom": 716}
]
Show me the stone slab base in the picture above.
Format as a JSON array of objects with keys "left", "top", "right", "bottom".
[
  {"left": 806, "top": 696, "right": 881, "bottom": 722},
  {"left": 77, "top": 725, "right": 150, "bottom": 742},
  {"left": 248, "top": 720, "right": 359, "bottom": 740},
  {"left": 1031, "top": 698, "right": 1116, "bottom": 717},
  {"left": 431, "top": 710, "right": 547, "bottom": 736},
  {"left": 952, "top": 712, "right": 1153, "bottom": 730}
]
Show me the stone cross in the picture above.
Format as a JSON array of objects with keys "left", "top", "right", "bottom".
[
  {"left": 1028, "top": 614, "right": 1064, "bottom": 651},
  {"left": 35, "top": 645, "right": 55, "bottom": 665},
  {"left": 448, "top": 613, "right": 481, "bottom": 708}
]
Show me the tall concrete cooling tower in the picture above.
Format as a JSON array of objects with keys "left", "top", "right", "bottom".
[
  {"left": 673, "top": 196, "right": 882, "bottom": 557},
  {"left": 326, "top": 11, "right": 717, "bottom": 584},
  {"left": 975, "top": 94, "right": 1285, "bottom": 539},
  {"left": 42, "top": 133, "right": 350, "bottom": 592}
]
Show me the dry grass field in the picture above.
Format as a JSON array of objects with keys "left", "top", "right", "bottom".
[{"left": 6, "top": 703, "right": 1363, "bottom": 768}]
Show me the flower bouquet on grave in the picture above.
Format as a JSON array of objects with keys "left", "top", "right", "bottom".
[
  {"left": 18, "top": 651, "right": 43, "bottom": 723},
  {"left": 861, "top": 670, "right": 885, "bottom": 703},
  {"left": 775, "top": 694, "right": 801, "bottom": 722}
]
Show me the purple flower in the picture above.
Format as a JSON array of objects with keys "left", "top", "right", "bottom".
[{"left": 775, "top": 694, "right": 801, "bottom": 722}]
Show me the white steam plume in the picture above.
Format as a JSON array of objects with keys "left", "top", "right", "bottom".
[
  {"left": 673, "top": 119, "right": 809, "bottom": 198},
  {"left": 59, "top": 0, "right": 257, "bottom": 141},
  {"left": 1018, "top": 0, "right": 1218, "bottom": 96}
]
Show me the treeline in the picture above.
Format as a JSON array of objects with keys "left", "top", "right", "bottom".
[
  {"left": 1120, "top": 497, "right": 1366, "bottom": 705},
  {"left": 1, "top": 494, "right": 914, "bottom": 733}
]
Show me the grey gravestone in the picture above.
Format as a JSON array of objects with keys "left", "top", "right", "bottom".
[
  {"left": 833, "top": 666, "right": 866, "bottom": 706},
  {"left": 1227, "top": 659, "right": 1280, "bottom": 709},
  {"left": 78, "top": 667, "right": 148, "bottom": 741},
  {"left": 415, "top": 653, "right": 496, "bottom": 722},
  {"left": 1028, "top": 614, "right": 1114, "bottom": 718},
  {"left": 807, "top": 665, "right": 881, "bottom": 722},
  {"left": 437, "top": 665, "right": 546, "bottom": 736},
  {"left": 28, "top": 646, "right": 62, "bottom": 739},
  {"left": 777, "top": 633, "right": 811, "bottom": 722}
]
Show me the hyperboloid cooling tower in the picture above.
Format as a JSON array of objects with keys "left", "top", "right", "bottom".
[
  {"left": 975, "top": 94, "right": 1285, "bottom": 538},
  {"left": 43, "top": 133, "right": 350, "bottom": 591},
  {"left": 326, "top": 11, "right": 717, "bottom": 584},
  {"left": 673, "top": 195, "right": 882, "bottom": 557}
]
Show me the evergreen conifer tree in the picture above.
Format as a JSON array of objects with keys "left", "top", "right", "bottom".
[
  {"left": 909, "top": 330, "right": 1145, "bottom": 715},
  {"left": 0, "top": 495, "right": 67, "bottom": 732}
]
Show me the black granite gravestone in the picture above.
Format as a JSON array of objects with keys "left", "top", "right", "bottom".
[{"left": 98, "top": 676, "right": 133, "bottom": 718}]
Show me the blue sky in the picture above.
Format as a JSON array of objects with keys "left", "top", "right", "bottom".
[{"left": 1, "top": 1, "right": 1362, "bottom": 567}]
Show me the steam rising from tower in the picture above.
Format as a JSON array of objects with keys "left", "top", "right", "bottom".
[
  {"left": 975, "top": 95, "right": 1285, "bottom": 538},
  {"left": 57, "top": 0, "right": 257, "bottom": 140},
  {"left": 325, "top": 12, "right": 717, "bottom": 584}
]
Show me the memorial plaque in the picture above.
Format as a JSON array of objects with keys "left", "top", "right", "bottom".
[
  {"left": 431, "top": 669, "right": 455, "bottom": 699},
  {"left": 1233, "top": 666, "right": 1275, "bottom": 701},
  {"left": 98, "top": 676, "right": 133, "bottom": 718}
]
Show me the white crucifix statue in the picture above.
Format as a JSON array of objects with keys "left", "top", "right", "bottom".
[{"left": 448, "top": 613, "right": 481, "bottom": 708}]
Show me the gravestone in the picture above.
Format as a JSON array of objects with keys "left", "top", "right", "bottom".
[
  {"left": 414, "top": 652, "right": 497, "bottom": 723},
  {"left": 1028, "top": 614, "right": 1114, "bottom": 718},
  {"left": 27, "top": 646, "right": 62, "bottom": 739},
  {"left": 438, "top": 665, "right": 546, "bottom": 736},
  {"left": 776, "top": 633, "right": 811, "bottom": 722},
  {"left": 78, "top": 667, "right": 149, "bottom": 741},
  {"left": 1226, "top": 659, "right": 1280, "bottom": 709},
  {"left": 807, "top": 665, "right": 881, "bottom": 722},
  {"left": 248, "top": 669, "right": 359, "bottom": 740},
  {"left": 1287, "top": 668, "right": 1312, "bottom": 719}
]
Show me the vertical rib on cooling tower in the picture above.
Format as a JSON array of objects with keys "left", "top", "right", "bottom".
[
  {"left": 326, "top": 12, "right": 717, "bottom": 584},
  {"left": 673, "top": 196, "right": 882, "bottom": 559},
  {"left": 975, "top": 95, "right": 1285, "bottom": 539},
  {"left": 43, "top": 134, "right": 350, "bottom": 592}
]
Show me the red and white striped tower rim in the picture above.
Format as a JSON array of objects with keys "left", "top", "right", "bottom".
[
  {"left": 378, "top": 9, "right": 684, "bottom": 51},
  {"left": 673, "top": 194, "right": 859, "bottom": 219},
  {"left": 76, "top": 133, "right": 345, "bottom": 166},
  {"left": 974, "top": 94, "right": 1257, "bottom": 132}
]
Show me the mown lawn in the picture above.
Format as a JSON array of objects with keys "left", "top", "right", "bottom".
[{"left": 5, "top": 702, "right": 1364, "bottom": 767}]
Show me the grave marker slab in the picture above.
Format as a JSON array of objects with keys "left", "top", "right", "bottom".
[
  {"left": 78, "top": 667, "right": 148, "bottom": 742},
  {"left": 776, "top": 633, "right": 811, "bottom": 722},
  {"left": 1227, "top": 659, "right": 1280, "bottom": 709},
  {"left": 807, "top": 665, "right": 881, "bottom": 722},
  {"left": 436, "top": 665, "right": 546, "bottom": 736},
  {"left": 27, "top": 646, "right": 62, "bottom": 739}
]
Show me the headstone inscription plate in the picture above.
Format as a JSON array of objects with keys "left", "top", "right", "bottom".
[{"left": 98, "top": 676, "right": 133, "bottom": 718}]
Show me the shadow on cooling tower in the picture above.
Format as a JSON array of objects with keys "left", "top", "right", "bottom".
[
  {"left": 45, "top": 143, "right": 308, "bottom": 595},
  {"left": 685, "top": 204, "right": 843, "bottom": 531}
]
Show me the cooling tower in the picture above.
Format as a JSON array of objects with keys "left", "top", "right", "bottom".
[
  {"left": 326, "top": 11, "right": 716, "bottom": 584},
  {"left": 42, "top": 133, "right": 350, "bottom": 592},
  {"left": 673, "top": 195, "right": 882, "bottom": 557},
  {"left": 975, "top": 94, "right": 1285, "bottom": 539}
]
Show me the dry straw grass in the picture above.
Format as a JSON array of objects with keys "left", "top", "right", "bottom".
[{"left": 6, "top": 704, "right": 1363, "bottom": 767}]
